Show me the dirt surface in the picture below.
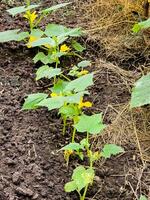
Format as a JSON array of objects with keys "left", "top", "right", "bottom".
[{"left": 0, "top": 1, "right": 150, "bottom": 200}]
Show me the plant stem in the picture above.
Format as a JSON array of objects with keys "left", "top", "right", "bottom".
[
  {"left": 62, "top": 118, "right": 66, "bottom": 135},
  {"left": 72, "top": 127, "right": 76, "bottom": 143},
  {"left": 80, "top": 184, "right": 89, "bottom": 200},
  {"left": 60, "top": 74, "right": 71, "bottom": 82},
  {"left": 54, "top": 62, "right": 58, "bottom": 85}
]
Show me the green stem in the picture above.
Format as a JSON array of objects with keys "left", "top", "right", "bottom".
[
  {"left": 26, "top": 0, "right": 30, "bottom": 6},
  {"left": 72, "top": 127, "right": 76, "bottom": 143},
  {"left": 54, "top": 62, "right": 58, "bottom": 85},
  {"left": 34, "top": 13, "right": 45, "bottom": 28},
  {"left": 62, "top": 118, "right": 66, "bottom": 136},
  {"left": 80, "top": 184, "right": 89, "bottom": 200},
  {"left": 68, "top": 52, "right": 83, "bottom": 59},
  {"left": 60, "top": 74, "right": 71, "bottom": 82}
]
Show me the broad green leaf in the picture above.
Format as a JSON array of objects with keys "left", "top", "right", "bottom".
[
  {"left": 45, "top": 24, "right": 82, "bottom": 37},
  {"left": 7, "top": 5, "right": 39, "bottom": 16},
  {"left": 28, "top": 37, "right": 56, "bottom": 47},
  {"left": 130, "top": 73, "right": 150, "bottom": 108},
  {"left": 33, "top": 52, "right": 50, "bottom": 64},
  {"left": 74, "top": 114, "right": 106, "bottom": 134},
  {"left": 72, "top": 166, "right": 86, "bottom": 191},
  {"left": 41, "top": 2, "right": 71, "bottom": 14},
  {"left": 22, "top": 93, "right": 48, "bottom": 110},
  {"left": 72, "top": 40, "right": 86, "bottom": 52},
  {"left": 51, "top": 79, "right": 69, "bottom": 93},
  {"left": 139, "top": 195, "right": 148, "bottom": 200},
  {"left": 72, "top": 166, "right": 94, "bottom": 191},
  {"left": 65, "top": 181, "right": 77, "bottom": 192},
  {"left": 45, "top": 24, "right": 68, "bottom": 37},
  {"left": 36, "top": 65, "right": 61, "bottom": 80},
  {"left": 132, "top": 18, "right": 150, "bottom": 33},
  {"left": 78, "top": 60, "right": 91, "bottom": 68},
  {"left": 59, "top": 105, "right": 79, "bottom": 118},
  {"left": 38, "top": 92, "right": 85, "bottom": 111},
  {"left": 101, "top": 144, "right": 124, "bottom": 159},
  {"left": 17, "top": 31, "right": 29, "bottom": 41},
  {"left": 64, "top": 73, "right": 94, "bottom": 92},
  {"left": 0, "top": 29, "right": 20, "bottom": 42},
  {"left": 61, "top": 143, "right": 82, "bottom": 151},
  {"left": 37, "top": 96, "right": 65, "bottom": 111},
  {"left": 30, "top": 29, "right": 44, "bottom": 38}
]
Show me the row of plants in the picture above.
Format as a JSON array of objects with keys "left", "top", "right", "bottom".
[{"left": 0, "top": 1, "right": 149, "bottom": 199}]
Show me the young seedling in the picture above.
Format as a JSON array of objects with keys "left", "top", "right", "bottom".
[{"left": 65, "top": 143, "right": 124, "bottom": 200}]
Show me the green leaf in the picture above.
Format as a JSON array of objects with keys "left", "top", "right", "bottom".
[
  {"left": 130, "top": 73, "right": 150, "bottom": 108},
  {"left": 72, "top": 40, "right": 86, "bottom": 52},
  {"left": 45, "top": 24, "right": 82, "bottom": 37},
  {"left": 37, "top": 92, "right": 85, "bottom": 111},
  {"left": 78, "top": 60, "right": 91, "bottom": 68},
  {"left": 51, "top": 79, "right": 69, "bottom": 94},
  {"left": 7, "top": 4, "right": 40, "bottom": 16},
  {"left": 22, "top": 93, "right": 48, "bottom": 110},
  {"left": 36, "top": 65, "right": 61, "bottom": 80},
  {"left": 41, "top": 2, "right": 71, "bottom": 14},
  {"left": 139, "top": 195, "right": 148, "bottom": 200},
  {"left": 59, "top": 104, "right": 79, "bottom": 118},
  {"left": 0, "top": 29, "right": 20, "bottom": 42},
  {"left": 80, "top": 138, "right": 90, "bottom": 148},
  {"left": 72, "top": 166, "right": 94, "bottom": 191},
  {"left": 64, "top": 73, "right": 94, "bottom": 92},
  {"left": 74, "top": 114, "right": 106, "bottom": 134},
  {"left": 65, "top": 181, "right": 77, "bottom": 192},
  {"left": 101, "top": 144, "right": 124, "bottom": 159},
  {"left": 61, "top": 143, "right": 82, "bottom": 151},
  {"left": 28, "top": 37, "right": 56, "bottom": 47},
  {"left": 30, "top": 29, "right": 44, "bottom": 38},
  {"left": 132, "top": 18, "right": 150, "bottom": 33},
  {"left": 37, "top": 96, "right": 65, "bottom": 111},
  {"left": 17, "top": 31, "right": 29, "bottom": 41},
  {"left": 33, "top": 52, "right": 50, "bottom": 64}
]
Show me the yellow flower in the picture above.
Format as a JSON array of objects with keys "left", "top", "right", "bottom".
[
  {"left": 51, "top": 92, "right": 58, "bottom": 97},
  {"left": 78, "top": 70, "right": 89, "bottom": 76},
  {"left": 78, "top": 97, "right": 92, "bottom": 109},
  {"left": 24, "top": 11, "right": 37, "bottom": 25},
  {"left": 60, "top": 44, "right": 71, "bottom": 52},
  {"left": 64, "top": 150, "right": 73, "bottom": 164},
  {"left": 27, "top": 35, "right": 38, "bottom": 48}
]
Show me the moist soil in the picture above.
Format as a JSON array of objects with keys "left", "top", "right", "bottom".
[{"left": 0, "top": 2, "right": 150, "bottom": 200}]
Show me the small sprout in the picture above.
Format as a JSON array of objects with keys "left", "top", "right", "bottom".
[{"left": 65, "top": 166, "right": 95, "bottom": 200}]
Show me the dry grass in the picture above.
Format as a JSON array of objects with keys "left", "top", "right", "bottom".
[
  {"left": 92, "top": 60, "right": 150, "bottom": 163},
  {"left": 79, "top": 0, "right": 150, "bottom": 60}
]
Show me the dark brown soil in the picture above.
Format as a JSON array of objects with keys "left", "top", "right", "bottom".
[{"left": 0, "top": 2, "right": 150, "bottom": 200}]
